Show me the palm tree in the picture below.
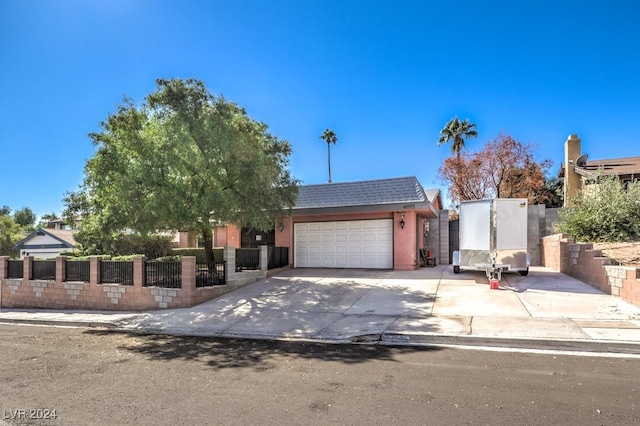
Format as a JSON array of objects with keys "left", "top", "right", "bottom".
[
  {"left": 437, "top": 117, "right": 478, "bottom": 158},
  {"left": 319, "top": 128, "right": 338, "bottom": 183}
]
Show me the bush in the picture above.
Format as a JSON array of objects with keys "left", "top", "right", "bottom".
[
  {"left": 172, "top": 247, "right": 224, "bottom": 263},
  {"left": 111, "top": 234, "right": 174, "bottom": 259},
  {"left": 558, "top": 174, "right": 640, "bottom": 242}
]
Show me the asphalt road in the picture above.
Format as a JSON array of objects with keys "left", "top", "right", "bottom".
[{"left": 0, "top": 324, "right": 639, "bottom": 425}]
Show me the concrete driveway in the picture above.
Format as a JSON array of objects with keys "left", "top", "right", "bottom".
[{"left": 115, "top": 266, "right": 640, "bottom": 351}]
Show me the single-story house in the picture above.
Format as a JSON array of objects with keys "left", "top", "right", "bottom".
[
  {"left": 275, "top": 176, "right": 442, "bottom": 271},
  {"left": 173, "top": 176, "right": 444, "bottom": 270},
  {"left": 559, "top": 134, "right": 640, "bottom": 206},
  {"left": 14, "top": 228, "right": 77, "bottom": 259}
]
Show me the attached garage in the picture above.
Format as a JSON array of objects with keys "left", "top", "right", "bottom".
[
  {"left": 294, "top": 219, "right": 393, "bottom": 269},
  {"left": 276, "top": 176, "right": 443, "bottom": 271}
]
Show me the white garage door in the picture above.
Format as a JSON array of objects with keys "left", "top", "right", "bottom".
[{"left": 294, "top": 219, "right": 393, "bottom": 269}]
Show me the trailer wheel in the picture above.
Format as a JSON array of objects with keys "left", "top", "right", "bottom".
[
  {"left": 519, "top": 269, "right": 529, "bottom": 276},
  {"left": 453, "top": 266, "right": 460, "bottom": 274}
]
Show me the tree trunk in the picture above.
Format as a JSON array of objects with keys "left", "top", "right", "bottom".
[
  {"left": 201, "top": 226, "right": 214, "bottom": 262},
  {"left": 327, "top": 143, "right": 332, "bottom": 183}
]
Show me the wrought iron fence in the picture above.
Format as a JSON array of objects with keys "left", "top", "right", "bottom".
[
  {"left": 65, "top": 260, "right": 90, "bottom": 282},
  {"left": 268, "top": 246, "right": 289, "bottom": 269},
  {"left": 32, "top": 260, "right": 56, "bottom": 280},
  {"left": 144, "top": 261, "right": 181, "bottom": 288},
  {"left": 100, "top": 260, "right": 134, "bottom": 286},
  {"left": 235, "top": 248, "right": 260, "bottom": 271},
  {"left": 196, "top": 261, "right": 225, "bottom": 287},
  {"left": 7, "top": 259, "right": 23, "bottom": 278}
]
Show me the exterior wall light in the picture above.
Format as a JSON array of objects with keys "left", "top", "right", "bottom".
[{"left": 400, "top": 219, "right": 405, "bottom": 229}]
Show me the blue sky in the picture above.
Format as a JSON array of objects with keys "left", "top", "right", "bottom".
[{"left": 2, "top": 0, "right": 639, "bottom": 218}]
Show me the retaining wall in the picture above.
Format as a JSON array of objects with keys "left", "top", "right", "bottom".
[{"left": 541, "top": 234, "right": 640, "bottom": 308}]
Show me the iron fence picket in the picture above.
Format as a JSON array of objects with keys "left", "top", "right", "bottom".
[
  {"left": 65, "top": 260, "right": 90, "bottom": 282},
  {"left": 268, "top": 246, "right": 289, "bottom": 269},
  {"left": 100, "top": 260, "right": 134, "bottom": 286},
  {"left": 32, "top": 260, "right": 57, "bottom": 280},
  {"left": 7, "top": 259, "right": 24, "bottom": 279},
  {"left": 196, "top": 261, "right": 225, "bottom": 287},
  {"left": 235, "top": 248, "right": 260, "bottom": 271},
  {"left": 144, "top": 261, "right": 181, "bottom": 288}
]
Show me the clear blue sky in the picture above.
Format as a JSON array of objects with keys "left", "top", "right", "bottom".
[{"left": 2, "top": 0, "right": 639, "bottom": 218}]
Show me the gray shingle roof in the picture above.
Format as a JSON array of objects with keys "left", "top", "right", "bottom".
[{"left": 294, "top": 176, "right": 436, "bottom": 209}]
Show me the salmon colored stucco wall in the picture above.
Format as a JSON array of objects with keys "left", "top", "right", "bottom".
[
  {"left": 275, "top": 209, "right": 431, "bottom": 271},
  {"left": 393, "top": 211, "right": 417, "bottom": 270},
  {"left": 214, "top": 224, "right": 241, "bottom": 248}
]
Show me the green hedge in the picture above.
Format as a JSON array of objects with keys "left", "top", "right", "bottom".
[{"left": 172, "top": 247, "right": 224, "bottom": 263}]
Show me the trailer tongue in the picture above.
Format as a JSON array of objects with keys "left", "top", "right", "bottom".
[{"left": 452, "top": 198, "right": 530, "bottom": 286}]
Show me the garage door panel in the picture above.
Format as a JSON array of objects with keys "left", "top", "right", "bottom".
[
  {"left": 336, "top": 234, "right": 348, "bottom": 243},
  {"left": 363, "top": 221, "right": 376, "bottom": 229},
  {"left": 295, "top": 219, "right": 393, "bottom": 269}
]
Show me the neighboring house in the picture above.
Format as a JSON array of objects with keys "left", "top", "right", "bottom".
[
  {"left": 558, "top": 134, "right": 640, "bottom": 206},
  {"left": 14, "top": 228, "right": 76, "bottom": 259},
  {"left": 276, "top": 176, "right": 442, "bottom": 271}
]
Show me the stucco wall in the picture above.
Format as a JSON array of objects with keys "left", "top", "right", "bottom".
[{"left": 275, "top": 210, "right": 428, "bottom": 270}]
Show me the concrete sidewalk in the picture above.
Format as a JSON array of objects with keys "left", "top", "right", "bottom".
[{"left": 2, "top": 266, "right": 640, "bottom": 354}]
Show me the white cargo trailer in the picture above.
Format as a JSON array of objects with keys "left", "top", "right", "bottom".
[{"left": 452, "top": 198, "right": 530, "bottom": 281}]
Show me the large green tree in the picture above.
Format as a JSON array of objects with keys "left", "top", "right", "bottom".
[
  {"left": 13, "top": 207, "right": 36, "bottom": 231},
  {"left": 437, "top": 117, "right": 478, "bottom": 158},
  {"left": 0, "top": 215, "right": 21, "bottom": 257},
  {"left": 64, "top": 78, "right": 299, "bottom": 261}
]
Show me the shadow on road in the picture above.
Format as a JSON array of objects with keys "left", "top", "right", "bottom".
[{"left": 85, "top": 330, "right": 441, "bottom": 369}]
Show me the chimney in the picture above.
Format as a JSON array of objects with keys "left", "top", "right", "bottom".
[{"left": 563, "top": 134, "right": 582, "bottom": 206}]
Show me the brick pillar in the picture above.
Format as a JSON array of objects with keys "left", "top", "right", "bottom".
[
  {"left": 223, "top": 246, "right": 235, "bottom": 282},
  {"left": 56, "top": 256, "right": 66, "bottom": 284},
  {"left": 439, "top": 210, "right": 450, "bottom": 265},
  {"left": 0, "top": 256, "right": 8, "bottom": 279},
  {"left": 181, "top": 256, "right": 196, "bottom": 303},
  {"left": 23, "top": 256, "right": 33, "bottom": 281},
  {"left": 259, "top": 245, "right": 268, "bottom": 272},
  {"left": 90, "top": 256, "right": 101, "bottom": 285},
  {"left": 564, "top": 134, "right": 582, "bottom": 207},
  {"left": 133, "top": 256, "right": 146, "bottom": 289},
  {"left": 0, "top": 256, "right": 7, "bottom": 308}
]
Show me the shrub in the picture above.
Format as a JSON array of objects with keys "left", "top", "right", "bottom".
[
  {"left": 111, "top": 234, "right": 174, "bottom": 259},
  {"left": 172, "top": 247, "right": 224, "bottom": 263},
  {"left": 558, "top": 174, "right": 640, "bottom": 242}
]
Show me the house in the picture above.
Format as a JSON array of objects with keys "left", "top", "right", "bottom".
[
  {"left": 275, "top": 176, "right": 442, "bottom": 271},
  {"left": 173, "top": 176, "right": 444, "bottom": 270},
  {"left": 14, "top": 227, "right": 76, "bottom": 259},
  {"left": 559, "top": 134, "right": 640, "bottom": 206}
]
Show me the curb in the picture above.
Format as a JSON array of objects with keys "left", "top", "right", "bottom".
[
  {"left": 3, "top": 317, "right": 640, "bottom": 356},
  {"left": 0, "top": 318, "right": 117, "bottom": 329},
  {"left": 380, "top": 332, "right": 640, "bottom": 355}
]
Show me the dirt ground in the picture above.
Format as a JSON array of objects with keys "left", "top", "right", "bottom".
[{"left": 592, "top": 241, "right": 640, "bottom": 267}]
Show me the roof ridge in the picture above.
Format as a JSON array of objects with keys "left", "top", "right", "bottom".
[{"left": 299, "top": 175, "right": 418, "bottom": 188}]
